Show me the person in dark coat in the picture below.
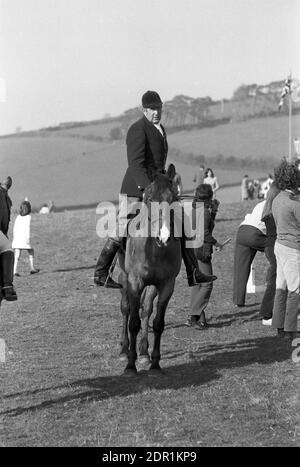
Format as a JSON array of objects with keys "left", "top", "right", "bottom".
[
  {"left": 241, "top": 174, "right": 249, "bottom": 200},
  {"left": 0, "top": 176, "right": 18, "bottom": 300},
  {"left": 232, "top": 199, "right": 267, "bottom": 307},
  {"left": 94, "top": 91, "right": 217, "bottom": 288},
  {"left": 186, "top": 184, "right": 222, "bottom": 329},
  {"left": 259, "top": 182, "right": 281, "bottom": 324}
]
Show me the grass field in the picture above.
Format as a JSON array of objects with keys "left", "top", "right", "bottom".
[{"left": 0, "top": 201, "right": 299, "bottom": 447}]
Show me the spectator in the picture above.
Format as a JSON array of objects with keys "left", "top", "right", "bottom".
[
  {"left": 259, "top": 183, "right": 281, "bottom": 325},
  {"left": 253, "top": 179, "right": 262, "bottom": 199},
  {"left": 203, "top": 168, "right": 219, "bottom": 199},
  {"left": 294, "top": 137, "right": 300, "bottom": 157},
  {"left": 39, "top": 204, "right": 49, "bottom": 214},
  {"left": 0, "top": 176, "right": 13, "bottom": 214},
  {"left": 0, "top": 176, "right": 17, "bottom": 301},
  {"left": 247, "top": 179, "right": 255, "bottom": 200},
  {"left": 233, "top": 199, "right": 267, "bottom": 307},
  {"left": 12, "top": 200, "right": 40, "bottom": 276},
  {"left": 39, "top": 200, "right": 54, "bottom": 214},
  {"left": 271, "top": 159, "right": 300, "bottom": 340},
  {"left": 261, "top": 174, "right": 274, "bottom": 199},
  {"left": 193, "top": 164, "right": 205, "bottom": 188},
  {"left": 186, "top": 184, "right": 223, "bottom": 329},
  {"left": 241, "top": 174, "right": 249, "bottom": 200},
  {"left": 294, "top": 155, "right": 300, "bottom": 173}
]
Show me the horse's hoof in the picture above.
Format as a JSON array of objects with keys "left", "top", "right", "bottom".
[
  {"left": 123, "top": 367, "right": 137, "bottom": 377},
  {"left": 139, "top": 355, "right": 151, "bottom": 364},
  {"left": 149, "top": 363, "right": 162, "bottom": 375},
  {"left": 138, "top": 356, "right": 151, "bottom": 370}
]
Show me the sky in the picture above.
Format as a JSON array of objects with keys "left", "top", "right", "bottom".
[{"left": 0, "top": 0, "right": 300, "bottom": 135}]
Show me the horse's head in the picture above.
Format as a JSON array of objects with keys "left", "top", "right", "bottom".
[
  {"left": 143, "top": 173, "right": 179, "bottom": 246},
  {"left": 144, "top": 173, "right": 177, "bottom": 203}
]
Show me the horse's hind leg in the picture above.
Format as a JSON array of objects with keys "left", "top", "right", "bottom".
[
  {"left": 139, "top": 286, "right": 157, "bottom": 366},
  {"left": 150, "top": 280, "right": 175, "bottom": 372}
]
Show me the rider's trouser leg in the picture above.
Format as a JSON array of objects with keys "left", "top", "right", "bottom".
[{"left": 94, "top": 196, "right": 141, "bottom": 289}]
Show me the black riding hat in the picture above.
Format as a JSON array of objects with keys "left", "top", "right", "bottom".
[{"left": 142, "top": 91, "right": 163, "bottom": 109}]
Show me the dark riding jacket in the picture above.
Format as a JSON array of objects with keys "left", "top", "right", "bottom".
[
  {"left": 120, "top": 116, "right": 168, "bottom": 198},
  {"left": 0, "top": 187, "right": 11, "bottom": 236}
]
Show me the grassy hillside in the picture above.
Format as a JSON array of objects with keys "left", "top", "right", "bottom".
[
  {"left": 0, "top": 136, "right": 127, "bottom": 209},
  {"left": 55, "top": 117, "right": 124, "bottom": 141},
  {"left": 168, "top": 113, "right": 300, "bottom": 163},
  {"left": 1, "top": 113, "right": 299, "bottom": 209}
]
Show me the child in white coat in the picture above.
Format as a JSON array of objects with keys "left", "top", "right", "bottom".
[{"left": 12, "top": 200, "right": 40, "bottom": 276}]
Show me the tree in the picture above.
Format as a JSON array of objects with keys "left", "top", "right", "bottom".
[{"left": 109, "top": 127, "right": 122, "bottom": 140}]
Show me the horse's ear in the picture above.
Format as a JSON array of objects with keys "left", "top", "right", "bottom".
[{"left": 167, "top": 164, "right": 176, "bottom": 180}]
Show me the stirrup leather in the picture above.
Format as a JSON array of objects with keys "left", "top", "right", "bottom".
[{"left": 104, "top": 253, "right": 118, "bottom": 287}]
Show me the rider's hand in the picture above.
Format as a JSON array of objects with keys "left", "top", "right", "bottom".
[{"left": 214, "top": 241, "right": 223, "bottom": 252}]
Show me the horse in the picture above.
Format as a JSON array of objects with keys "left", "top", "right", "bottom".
[{"left": 118, "top": 170, "right": 182, "bottom": 374}]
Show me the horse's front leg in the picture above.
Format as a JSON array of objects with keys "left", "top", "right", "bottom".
[
  {"left": 150, "top": 280, "right": 175, "bottom": 372},
  {"left": 139, "top": 286, "right": 157, "bottom": 366},
  {"left": 119, "top": 288, "right": 129, "bottom": 361},
  {"left": 125, "top": 280, "right": 142, "bottom": 375}
]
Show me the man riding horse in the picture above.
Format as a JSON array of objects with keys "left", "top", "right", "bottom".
[{"left": 94, "top": 90, "right": 217, "bottom": 289}]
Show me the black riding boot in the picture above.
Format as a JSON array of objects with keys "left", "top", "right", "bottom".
[
  {"left": 94, "top": 238, "right": 122, "bottom": 289},
  {"left": 180, "top": 239, "right": 217, "bottom": 286},
  {"left": 0, "top": 250, "right": 18, "bottom": 301}
]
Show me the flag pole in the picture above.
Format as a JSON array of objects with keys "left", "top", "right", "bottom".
[
  {"left": 288, "top": 69, "right": 293, "bottom": 161},
  {"left": 288, "top": 91, "right": 292, "bottom": 161}
]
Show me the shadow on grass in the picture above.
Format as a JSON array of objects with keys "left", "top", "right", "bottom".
[
  {"left": 162, "top": 308, "right": 261, "bottom": 331},
  {"left": 52, "top": 265, "right": 95, "bottom": 273},
  {"left": 165, "top": 333, "right": 291, "bottom": 362},
  {"left": 215, "top": 306, "right": 261, "bottom": 321},
  {"left": 215, "top": 217, "right": 242, "bottom": 223},
  {"left": 148, "top": 307, "right": 261, "bottom": 333},
  {"left": 1, "top": 335, "right": 292, "bottom": 418},
  {"left": 15, "top": 265, "right": 96, "bottom": 275}
]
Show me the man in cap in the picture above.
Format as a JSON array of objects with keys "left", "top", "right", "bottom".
[{"left": 94, "top": 90, "right": 217, "bottom": 288}]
